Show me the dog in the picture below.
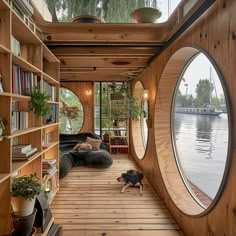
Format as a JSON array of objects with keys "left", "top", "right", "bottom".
[{"left": 117, "top": 169, "right": 144, "bottom": 195}]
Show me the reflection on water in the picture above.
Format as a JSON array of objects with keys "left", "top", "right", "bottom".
[{"left": 174, "top": 113, "right": 229, "bottom": 199}]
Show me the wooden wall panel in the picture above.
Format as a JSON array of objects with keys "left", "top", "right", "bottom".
[
  {"left": 61, "top": 82, "right": 94, "bottom": 133},
  {"left": 130, "top": 0, "right": 236, "bottom": 235}
]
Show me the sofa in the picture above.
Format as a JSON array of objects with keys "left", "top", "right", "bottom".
[{"left": 59, "top": 132, "right": 113, "bottom": 179}]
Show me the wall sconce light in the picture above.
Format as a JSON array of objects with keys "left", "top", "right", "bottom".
[
  {"left": 143, "top": 90, "right": 149, "bottom": 101},
  {"left": 85, "top": 89, "right": 92, "bottom": 96}
]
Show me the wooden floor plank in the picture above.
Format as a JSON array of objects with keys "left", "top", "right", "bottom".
[
  {"left": 62, "top": 230, "right": 184, "bottom": 236},
  {"left": 51, "top": 155, "right": 183, "bottom": 236}
]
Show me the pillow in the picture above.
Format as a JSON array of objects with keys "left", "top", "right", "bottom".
[
  {"left": 73, "top": 142, "right": 92, "bottom": 151},
  {"left": 86, "top": 136, "right": 102, "bottom": 150}
]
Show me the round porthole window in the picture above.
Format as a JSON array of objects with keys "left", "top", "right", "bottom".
[
  {"left": 132, "top": 81, "right": 148, "bottom": 159},
  {"left": 155, "top": 47, "right": 232, "bottom": 215},
  {"left": 172, "top": 53, "right": 230, "bottom": 208},
  {"left": 60, "top": 87, "right": 84, "bottom": 134}
]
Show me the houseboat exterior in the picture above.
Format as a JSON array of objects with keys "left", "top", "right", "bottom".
[{"left": 176, "top": 107, "right": 223, "bottom": 116}]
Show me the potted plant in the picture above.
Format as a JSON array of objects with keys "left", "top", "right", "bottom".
[
  {"left": 103, "top": 132, "right": 110, "bottom": 142},
  {"left": 11, "top": 173, "right": 43, "bottom": 236},
  {"left": 11, "top": 173, "right": 43, "bottom": 217},
  {"left": 29, "top": 86, "right": 50, "bottom": 119}
]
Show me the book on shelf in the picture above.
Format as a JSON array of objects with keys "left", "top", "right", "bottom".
[
  {"left": 11, "top": 36, "right": 21, "bottom": 56},
  {"left": 42, "top": 132, "right": 52, "bottom": 149},
  {"left": 43, "top": 159, "right": 57, "bottom": 176},
  {"left": 12, "top": 0, "right": 34, "bottom": 18},
  {"left": 12, "top": 103, "right": 29, "bottom": 132},
  {"left": 43, "top": 81, "right": 57, "bottom": 102},
  {"left": 12, "top": 144, "right": 32, "bottom": 154},
  {"left": 12, "top": 147, "right": 37, "bottom": 160},
  {"left": 12, "top": 64, "right": 40, "bottom": 96},
  {"left": 42, "top": 159, "right": 57, "bottom": 168}
]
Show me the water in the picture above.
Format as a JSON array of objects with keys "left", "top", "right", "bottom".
[{"left": 174, "top": 113, "right": 229, "bottom": 199}]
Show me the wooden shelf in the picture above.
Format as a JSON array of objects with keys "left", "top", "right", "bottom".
[
  {"left": 48, "top": 101, "right": 59, "bottom": 105},
  {"left": 43, "top": 44, "right": 59, "bottom": 63},
  {"left": 0, "top": 173, "right": 10, "bottom": 184},
  {"left": 42, "top": 142, "right": 59, "bottom": 154},
  {"left": 0, "top": 44, "right": 10, "bottom": 54},
  {"left": 10, "top": 127, "right": 41, "bottom": 138},
  {"left": 12, "top": 152, "right": 41, "bottom": 173},
  {"left": 12, "top": 54, "right": 41, "bottom": 73},
  {"left": 11, "top": 10, "right": 41, "bottom": 44},
  {"left": 0, "top": 0, "right": 10, "bottom": 10},
  {"left": 11, "top": 93, "right": 31, "bottom": 101},
  {"left": 43, "top": 72, "right": 59, "bottom": 85},
  {"left": 0, "top": 92, "right": 12, "bottom": 97},
  {"left": 42, "top": 122, "right": 60, "bottom": 129}
]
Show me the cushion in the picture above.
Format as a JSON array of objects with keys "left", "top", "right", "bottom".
[
  {"left": 86, "top": 150, "right": 113, "bottom": 168},
  {"left": 73, "top": 142, "right": 92, "bottom": 151},
  {"left": 86, "top": 136, "right": 102, "bottom": 150}
]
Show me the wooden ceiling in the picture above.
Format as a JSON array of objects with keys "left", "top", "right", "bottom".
[{"left": 33, "top": 0, "right": 214, "bottom": 82}]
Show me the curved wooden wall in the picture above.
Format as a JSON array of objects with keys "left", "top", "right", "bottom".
[
  {"left": 130, "top": 0, "right": 236, "bottom": 235},
  {"left": 61, "top": 82, "right": 94, "bottom": 133}
]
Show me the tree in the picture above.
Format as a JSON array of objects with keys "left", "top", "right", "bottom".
[
  {"left": 195, "top": 79, "right": 213, "bottom": 107},
  {"left": 45, "top": 0, "right": 161, "bottom": 22}
]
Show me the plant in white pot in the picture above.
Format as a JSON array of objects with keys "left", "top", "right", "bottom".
[{"left": 11, "top": 173, "right": 43, "bottom": 217}]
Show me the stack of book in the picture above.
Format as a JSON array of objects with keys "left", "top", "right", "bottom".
[
  {"left": 12, "top": 144, "right": 37, "bottom": 161},
  {"left": 43, "top": 159, "right": 58, "bottom": 203},
  {"left": 42, "top": 159, "right": 57, "bottom": 176}
]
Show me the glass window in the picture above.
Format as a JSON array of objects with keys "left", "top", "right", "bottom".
[
  {"left": 60, "top": 87, "right": 84, "bottom": 134},
  {"left": 45, "top": 0, "right": 181, "bottom": 23},
  {"left": 132, "top": 81, "right": 148, "bottom": 159},
  {"left": 172, "top": 53, "right": 229, "bottom": 208}
]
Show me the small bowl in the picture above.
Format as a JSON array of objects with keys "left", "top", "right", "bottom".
[
  {"left": 71, "top": 15, "right": 105, "bottom": 23},
  {"left": 130, "top": 7, "right": 162, "bottom": 23}
]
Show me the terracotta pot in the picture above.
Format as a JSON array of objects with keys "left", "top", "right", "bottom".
[
  {"left": 130, "top": 7, "right": 162, "bottom": 23},
  {"left": 71, "top": 15, "right": 105, "bottom": 23}
]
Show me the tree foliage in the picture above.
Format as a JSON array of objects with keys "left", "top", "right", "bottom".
[
  {"left": 45, "top": 0, "right": 160, "bottom": 22},
  {"left": 195, "top": 79, "right": 213, "bottom": 107}
]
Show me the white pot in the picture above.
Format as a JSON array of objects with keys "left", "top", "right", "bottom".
[{"left": 11, "top": 196, "right": 36, "bottom": 217}]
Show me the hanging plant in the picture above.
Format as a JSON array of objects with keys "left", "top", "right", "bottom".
[{"left": 29, "top": 87, "right": 50, "bottom": 119}]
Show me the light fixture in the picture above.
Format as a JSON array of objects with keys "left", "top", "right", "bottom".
[
  {"left": 85, "top": 89, "right": 92, "bottom": 96},
  {"left": 142, "top": 90, "right": 149, "bottom": 101}
]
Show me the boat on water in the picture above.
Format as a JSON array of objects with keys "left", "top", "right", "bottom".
[{"left": 175, "top": 107, "right": 223, "bottom": 116}]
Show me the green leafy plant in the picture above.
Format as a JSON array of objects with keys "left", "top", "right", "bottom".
[
  {"left": 29, "top": 87, "right": 50, "bottom": 119},
  {"left": 11, "top": 173, "right": 43, "bottom": 200}
]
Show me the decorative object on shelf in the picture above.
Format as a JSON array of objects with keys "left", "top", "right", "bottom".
[
  {"left": 71, "top": 15, "right": 105, "bottom": 23},
  {"left": 29, "top": 87, "right": 50, "bottom": 119},
  {"left": 130, "top": 7, "right": 162, "bottom": 23},
  {"left": 11, "top": 173, "right": 43, "bottom": 236},
  {"left": 0, "top": 118, "right": 5, "bottom": 136}
]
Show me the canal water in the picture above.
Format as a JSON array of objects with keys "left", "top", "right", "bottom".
[{"left": 174, "top": 113, "right": 229, "bottom": 199}]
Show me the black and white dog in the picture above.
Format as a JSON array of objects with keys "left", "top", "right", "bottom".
[{"left": 117, "top": 169, "right": 144, "bottom": 195}]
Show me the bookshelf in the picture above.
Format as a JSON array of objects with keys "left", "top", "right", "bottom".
[
  {"left": 0, "top": 1, "right": 60, "bottom": 234},
  {"left": 108, "top": 82, "right": 129, "bottom": 154}
]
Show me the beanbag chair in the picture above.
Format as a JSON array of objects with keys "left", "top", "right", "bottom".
[{"left": 85, "top": 150, "right": 113, "bottom": 168}]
